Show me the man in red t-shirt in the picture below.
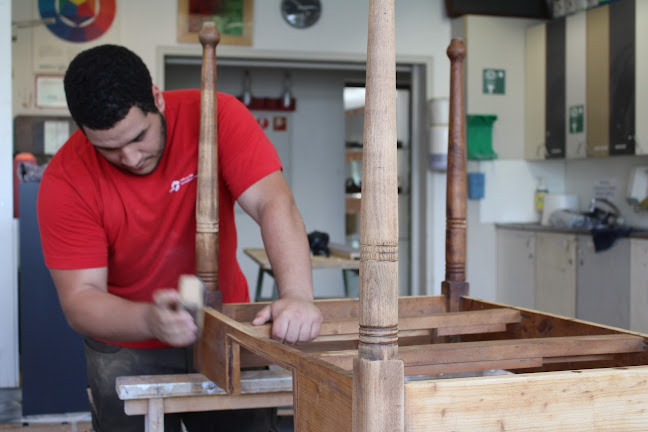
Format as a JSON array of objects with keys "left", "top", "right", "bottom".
[{"left": 37, "top": 44, "right": 321, "bottom": 432}]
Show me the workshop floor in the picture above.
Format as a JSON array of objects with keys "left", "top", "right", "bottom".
[
  {"left": 0, "top": 388, "right": 294, "bottom": 431},
  {"left": 0, "top": 388, "right": 92, "bottom": 431}
]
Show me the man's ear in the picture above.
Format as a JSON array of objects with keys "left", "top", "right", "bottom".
[{"left": 152, "top": 85, "right": 165, "bottom": 114}]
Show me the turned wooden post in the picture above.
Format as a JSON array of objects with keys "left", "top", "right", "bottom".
[
  {"left": 352, "top": 0, "right": 404, "bottom": 430},
  {"left": 197, "top": 22, "right": 222, "bottom": 310},
  {"left": 441, "top": 39, "right": 469, "bottom": 313}
]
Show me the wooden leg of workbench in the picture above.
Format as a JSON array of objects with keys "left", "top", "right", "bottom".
[{"left": 145, "top": 397, "right": 164, "bottom": 432}]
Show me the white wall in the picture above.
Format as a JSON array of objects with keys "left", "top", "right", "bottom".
[
  {"left": 13, "top": 0, "right": 451, "bottom": 118},
  {"left": 7, "top": 1, "right": 454, "bottom": 381},
  {"left": 565, "top": 155, "right": 648, "bottom": 229},
  {"left": 453, "top": 15, "right": 572, "bottom": 301},
  {"left": 11, "top": 0, "right": 452, "bottom": 299},
  {"left": 1, "top": 0, "right": 19, "bottom": 388}
]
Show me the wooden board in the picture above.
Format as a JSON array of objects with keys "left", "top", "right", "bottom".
[
  {"left": 329, "top": 242, "right": 360, "bottom": 260},
  {"left": 405, "top": 366, "right": 648, "bottom": 431}
]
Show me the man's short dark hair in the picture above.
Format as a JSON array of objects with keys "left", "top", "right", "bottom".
[{"left": 64, "top": 44, "right": 158, "bottom": 131}]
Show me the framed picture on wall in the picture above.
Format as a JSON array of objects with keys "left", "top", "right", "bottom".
[{"left": 177, "top": 0, "right": 253, "bottom": 45}]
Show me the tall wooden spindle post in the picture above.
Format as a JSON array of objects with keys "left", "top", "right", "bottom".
[
  {"left": 352, "top": 0, "right": 404, "bottom": 430},
  {"left": 441, "top": 39, "right": 469, "bottom": 313},
  {"left": 197, "top": 23, "right": 222, "bottom": 310}
]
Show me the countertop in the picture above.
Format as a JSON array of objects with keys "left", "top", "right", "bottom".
[{"left": 496, "top": 222, "right": 648, "bottom": 239}]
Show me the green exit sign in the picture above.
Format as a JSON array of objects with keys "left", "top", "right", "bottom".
[
  {"left": 569, "top": 105, "right": 584, "bottom": 134},
  {"left": 483, "top": 69, "right": 505, "bottom": 95}
]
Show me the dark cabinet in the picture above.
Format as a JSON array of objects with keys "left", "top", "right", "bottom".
[
  {"left": 608, "top": 0, "right": 635, "bottom": 155},
  {"left": 545, "top": 18, "right": 566, "bottom": 158},
  {"left": 19, "top": 182, "right": 88, "bottom": 415}
]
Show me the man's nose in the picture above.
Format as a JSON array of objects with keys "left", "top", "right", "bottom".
[{"left": 120, "top": 146, "right": 139, "bottom": 167}]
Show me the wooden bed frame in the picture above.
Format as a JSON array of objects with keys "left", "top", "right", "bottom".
[{"left": 118, "top": 1, "right": 648, "bottom": 430}]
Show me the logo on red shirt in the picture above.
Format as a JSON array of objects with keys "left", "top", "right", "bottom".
[{"left": 169, "top": 173, "right": 196, "bottom": 193}]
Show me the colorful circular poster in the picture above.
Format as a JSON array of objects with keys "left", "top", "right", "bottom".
[{"left": 39, "top": 0, "right": 116, "bottom": 43}]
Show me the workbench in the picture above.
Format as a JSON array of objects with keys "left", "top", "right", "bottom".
[{"left": 243, "top": 248, "right": 359, "bottom": 301}]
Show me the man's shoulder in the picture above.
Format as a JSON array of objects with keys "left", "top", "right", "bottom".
[
  {"left": 47, "top": 130, "right": 91, "bottom": 171},
  {"left": 43, "top": 130, "right": 99, "bottom": 186}
]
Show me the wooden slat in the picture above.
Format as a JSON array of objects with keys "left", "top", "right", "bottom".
[
  {"left": 404, "top": 355, "right": 613, "bottom": 377},
  {"left": 117, "top": 369, "right": 292, "bottom": 400},
  {"left": 222, "top": 295, "right": 446, "bottom": 322},
  {"left": 461, "top": 297, "right": 648, "bottom": 371},
  {"left": 329, "top": 241, "right": 360, "bottom": 260},
  {"left": 400, "top": 335, "right": 645, "bottom": 366},
  {"left": 404, "top": 358, "right": 543, "bottom": 376},
  {"left": 404, "top": 366, "right": 648, "bottom": 431},
  {"left": 124, "top": 392, "right": 293, "bottom": 416},
  {"left": 318, "top": 335, "right": 645, "bottom": 371},
  {"left": 247, "top": 308, "right": 520, "bottom": 340},
  {"left": 436, "top": 323, "right": 506, "bottom": 336}
]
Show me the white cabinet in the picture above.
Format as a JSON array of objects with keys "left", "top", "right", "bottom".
[
  {"left": 496, "top": 229, "right": 535, "bottom": 309},
  {"left": 534, "top": 232, "right": 578, "bottom": 317},
  {"left": 565, "top": 13, "right": 587, "bottom": 159},
  {"left": 630, "top": 238, "right": 648, "bottom": 333},
  {"left": 498, "top": 228, "right": 635, "bottom": 328},
  {"left": 576, "top": 235, "right": 630, "bottom": 329}
]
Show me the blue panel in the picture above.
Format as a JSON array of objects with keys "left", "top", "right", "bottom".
[{"left": 467, "top": 172, "right": 485, "bottom": 200}]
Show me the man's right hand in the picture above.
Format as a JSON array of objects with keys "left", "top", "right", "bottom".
[{"left": 147, "top": 289, "right": 198, "bottom": 347}]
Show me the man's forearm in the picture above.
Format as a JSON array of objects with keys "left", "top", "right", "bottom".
[
  {"left": 62, "top": 288, "right": 155, "bottom": 342},
  {"left": 259, "top": 199, "right": 314, "bottom": 300}
]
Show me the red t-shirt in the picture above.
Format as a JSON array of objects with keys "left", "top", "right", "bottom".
[{"left": 37, "top": 90, "right": 282, "bottom": 348}]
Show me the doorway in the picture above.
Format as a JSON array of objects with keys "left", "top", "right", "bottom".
[{"left": 163, "top": 54, "right": 426, "bottom": 297}]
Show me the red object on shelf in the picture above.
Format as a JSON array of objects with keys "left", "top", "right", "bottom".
[
  {"left": 13, "top": 152, "right": 37, "bottom": 218},
  {"left": 237, "top": 96, "right": 297, "bottom": 112}
]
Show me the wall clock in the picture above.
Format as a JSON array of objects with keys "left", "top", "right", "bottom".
[{"left": 280, "top": 0, "right": 321, "bottom": 29}]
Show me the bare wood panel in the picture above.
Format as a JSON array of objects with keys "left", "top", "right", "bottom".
[
  {"left": 294, "top": 368, "right": 353, "bottom": 432},
  {"left": 525, "top": 23, "right": 546, "bottom": 160},
  {"left": 404, "top": 366, "right": 648, "bottom": 431},
  {"left": 586, "top": 5, "right": 610, "bottom": 157}
]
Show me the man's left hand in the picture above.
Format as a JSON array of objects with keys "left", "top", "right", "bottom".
[{"left": 252, "top": 297, "right": 322, "bottom": 345}]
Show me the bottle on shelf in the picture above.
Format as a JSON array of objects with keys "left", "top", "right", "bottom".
[{"left": 534, "top": 177, "right": 548, "bottom": 223}]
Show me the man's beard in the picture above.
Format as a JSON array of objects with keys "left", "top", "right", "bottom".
[{"left": 147, "top": 113, "right": 167, "bottom": 173}]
